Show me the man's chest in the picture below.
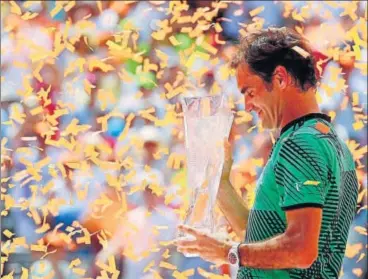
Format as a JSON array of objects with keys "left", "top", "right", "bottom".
[{"left": 245, "top": 160, "right": 287, "bottom": 243}]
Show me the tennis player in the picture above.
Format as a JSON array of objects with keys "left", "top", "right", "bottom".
[{"left": 177, "top": 27, "right": 359, "bottom": 279}]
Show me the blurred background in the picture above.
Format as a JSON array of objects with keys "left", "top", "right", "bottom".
[{"left": 1, "top": 1, "right": 367, "bottom": 278}]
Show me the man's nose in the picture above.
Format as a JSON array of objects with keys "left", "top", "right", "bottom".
[{"left": 244, "top": 101, "right": 254, "bottom": 113}]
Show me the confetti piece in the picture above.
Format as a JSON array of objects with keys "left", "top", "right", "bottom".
[
  {"left": 30, "top": 208, "right": 42, "bottom": 225},
  {"left": 357, "top": 253, "right": 365, "bottom": 263},
  {"left": 354, "top": 62, "right": 367, "bottom": 75},
  {"left": 352, "top": 268, "right": 363, "bottom": 277},
  {"left": 144, "top": 260, "right": 155, "bottom": 273},
  {"left": 354, "top": 226, "right": 367, "bottom": 235},
  {"left": 72, "top": 268, "right": 86, "bottom": 276},
  {"left": 9, "top": 105, "right": 26, "bottom": 124},
  {"left": 88, "top": 59, "right": 114, "bottom": 73},
  {"left": 167, "top": 153, "right": 186, "bottom": 170},
  {"left": 3, "top": 230, "right": 14, "bottom": 238},
  {"left": 117, "top": 113, "right": 135, "bottom": 142},
  {"left": 169, "top": 35, "right": 182, "bottom": 47},
  {"left": 251, "top": 158, "right": 264, "bottom": 167},
  {"left": 96, "top": 256, "right": 119, "bottom": 277},
  {"left": 10, "top": 1, "right": 22, "bottom": 15},
  {"left": 235, "top": 111, "right": 253, "bottom": 125},
  {"left": 249, "top": 6, "right": 264, "bottom": 17},
  {"left": 345, "top": 243, "right": 363, "bottom": 258},
  {"left": 20, "top": 267, "right": 28, "bottom": 279},
  {"left": 200, "top": 41, "right": 218, "bottom": 55},
  {"left": 31, "top": 244, "right": 47, "bottom": 252},
  {"left": 159, "top": 261, "right": 177, "bottom": 270},
  {"left": 291, "top": 10, "right": 305, "bottom": 22},
  {"left": 353, "top": 121, "right": 364, "bottom": 131},
  {"left": 36, "top": 223, "right": 51, "bottom": 234}
]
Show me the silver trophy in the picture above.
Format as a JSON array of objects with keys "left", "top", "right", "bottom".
[{"left": 178, "top": 95, "right": 234, "bottom": 257}]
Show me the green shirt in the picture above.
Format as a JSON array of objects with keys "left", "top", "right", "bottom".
[{"left": 237, "top": 113, "right": 359, "bottom": 279}]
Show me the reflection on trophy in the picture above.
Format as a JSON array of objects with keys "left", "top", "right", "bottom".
[{"left": 178, "top": 95, "right": 234, "bottom": 257}]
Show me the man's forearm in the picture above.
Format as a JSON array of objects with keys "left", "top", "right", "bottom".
[
  {"left": 239, "top": 232, "right": 315, "bottom": 269},
  {"left": 217, "top": 178, "right": 249, "bottom": 240}
]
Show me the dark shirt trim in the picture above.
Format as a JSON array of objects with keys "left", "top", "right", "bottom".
[
  {"left": 282, "top": 203, "right": 324, "bottom": 211},
  {"left": 280, "top": 113, "right": 331, "bottom": 136}
]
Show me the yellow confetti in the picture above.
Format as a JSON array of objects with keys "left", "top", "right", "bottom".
[
  {"left": 31, "top": 244, "right": 47, "bottom": 252},
  {"left": 182, "top": 269, "right": 195, "bottom": 276},
  {"left": 357, "top": 252, "right": 366, "bottom": 263},
  {"left": 159, "top": 261, "right": 177, "bottom": 270},
  {"left": 353, "top": 121, "right": 364, "bottom": 131},
  {"left": 117, "top": 113, "right": 135, "bottom": 141},
  {"left": 172, "top": 270, "right": 187, "bottom": 279},
  {"left": 21, "top": 11, "right": 39, "bottom": 20},
  {"left": 291, "top": 10, "right": 305, "bottom": 22},
  {"left": 3, "top": 229, "right": 14, "bottom": 238},
  {"left": 20, "top": 267, "right": 28, "bottom": 279},
  {"left": 340, "top": 1, "right": 358, "bottom": 21},
  {"left": 50, "top": 2, "right": 65, "bottom": 18},
  {"left": 9, "top": 1, "right": 22, "bottom": 15},
  {"left": 76, "top": 228, "right": 91, "bottom": 245},
  {"left": 235, "top": 111, "right": 253, "bottom": 125},
  {"left": 63, "top": 1, "right": 76, "bottom": 12},
  {"left": 353, "top": 45, "right": 362, "bottom": 60},
  {"left": 354, "top": 226, "right": 367, "bottom": 235},
  {"left": 30, "top": 208, "right": 42, "bottom": 225},
  {"left": 167, "top": 153, "right": 186, "bottom": 169},
  {"left": 96, "top": 255, "right": 120, "bottom": 277},
  {"left": 72, "top": 268, "right": 86, "bottom": 276},
  {"left": 249, "top": 6, "right": 264, "bottom": 17},
  {"left": 88, "top": 59, "right": 114, "bottom": 73},
  {"left": 251, "top": 158, "right": 264, "bottom": 167},
  {"left": 169, "top": 35, "right": 181, "bottom": 46},
  {"left": 144, "top": 260, "right": 155, "bottom": 273}
]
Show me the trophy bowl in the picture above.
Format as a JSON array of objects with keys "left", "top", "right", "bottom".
[{"left": 177, "top": 95, "right": 234, "bottom": 257}]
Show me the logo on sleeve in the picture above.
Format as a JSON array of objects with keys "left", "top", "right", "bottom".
[{"left": 295, "top": 181, "right": 321, "bottom": 191}]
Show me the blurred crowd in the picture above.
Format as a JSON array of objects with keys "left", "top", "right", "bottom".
[{"left": 1, "top": 1, "right": 367, "bottom": 279}]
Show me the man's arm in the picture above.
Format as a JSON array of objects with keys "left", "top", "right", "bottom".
[
  {"left": 239, "top": 207, "right": 322, "bottom": 269},
  {"left": 216, "top": 139, "right": 250, "bottom": 240},
  {"left": 217, "top": 177, "right": 249, "bottom": 240}
]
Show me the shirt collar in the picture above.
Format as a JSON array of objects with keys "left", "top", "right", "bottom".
[{"left": 280, "top": 113, "right": 331, "bottom": 136}]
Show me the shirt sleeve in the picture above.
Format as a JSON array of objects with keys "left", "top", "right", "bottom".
[{"left": 274, "top": 133, "right": 329, "bottom": 211}]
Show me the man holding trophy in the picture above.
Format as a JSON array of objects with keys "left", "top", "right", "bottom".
[{"left": 176, "top": 27, "right": 359, "bottom": 279}]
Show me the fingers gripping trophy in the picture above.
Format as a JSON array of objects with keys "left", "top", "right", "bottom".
[{"left": 178, "top": 95, "right": 234, "bottom": 257}]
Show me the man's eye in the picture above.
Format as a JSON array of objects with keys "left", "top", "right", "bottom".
[{"left": 247, "top": 91, "right": 254, "bottom": 97}]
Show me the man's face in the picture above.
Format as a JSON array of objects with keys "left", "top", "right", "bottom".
[{"left": 236, "top": 63, "right": 284, "bottom": 129}]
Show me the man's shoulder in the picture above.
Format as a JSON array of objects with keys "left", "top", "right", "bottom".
[
  {"left": 280, "top": 119, "right": 335, "bottom": 147},
  {"left": 272, "top": 121, "right": 334, "bottom": 165}
]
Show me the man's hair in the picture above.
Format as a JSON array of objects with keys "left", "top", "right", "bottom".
[{"left": 231, "top": 27, "right": 319, "bottom": 91}]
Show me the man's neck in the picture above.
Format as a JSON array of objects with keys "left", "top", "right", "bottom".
[{"left": 280, "top": 88, "right": 321, "bottom": 131}]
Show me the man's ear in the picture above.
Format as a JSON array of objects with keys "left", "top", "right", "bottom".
[{"left": 272, "top": 66, "right": 289, "bottom": 90}]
